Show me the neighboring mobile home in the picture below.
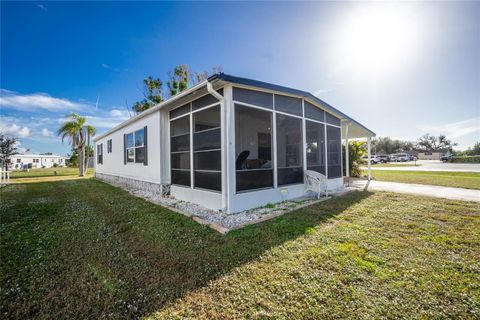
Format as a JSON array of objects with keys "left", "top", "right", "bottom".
[
  {"left": 9, "top": 154, "right": 66, "bottom": 169},
  {"left": 93, "top": 73, "right": 375, "bottom": 213}
]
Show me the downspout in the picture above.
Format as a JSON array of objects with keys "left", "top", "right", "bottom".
[{"left": 206, "top": 81, "right": 228, "bottom": 212}]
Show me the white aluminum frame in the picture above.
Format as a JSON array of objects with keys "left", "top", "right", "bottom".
[
  {"left": 162, "top": 84, "right": 352, "bottom": 212},
  {"left": 125, "top": 128, "right": 146, "bottom": 165}
]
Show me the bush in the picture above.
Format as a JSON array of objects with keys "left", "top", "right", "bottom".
[
  {"left": 342, "top": 141, "right": 366, "bottom": 177},
  {"left": 449, "top": 156, "right": 480, "bottom": 163},
  {"left": 53, "top": 163, "right": 58, "bottom": 168}
]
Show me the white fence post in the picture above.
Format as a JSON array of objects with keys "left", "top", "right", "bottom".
[
  {"left": 0, "top": 171, "right": 11, "bottom": 186},
  {"left": 367, "top": 137, "right": 372, "bottom": 181}
]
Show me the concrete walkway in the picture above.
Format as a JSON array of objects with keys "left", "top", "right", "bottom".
[
  {"left": 350, "top": 179, "right": 480, "bottom": 202},
  {"left": 360, "top": 160, "right": 480, "bottom": 173}
]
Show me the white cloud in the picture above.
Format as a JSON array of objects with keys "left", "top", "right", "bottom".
[
  {"left": 85, "top": 116, "right": 128, "bottom": 129},
  {"left": 109, "top": 109, "right": 130, "bottom": 118},
  {"left": 101, "top": 63, "right": 113, "bottom": 70},
  {"left": 0, "top": 122, "right": 30, "bottom": 138},
  {"left": 101, "top": 64, "right": 119, "bottom": 71},
  {"left": 36, "top": 3, "right": 47, "bottom": 12},
  {"left": 420, "top": 117, "right": 480, "bottom": 139},
  {"left": 41, "top": 128, "right": 54, "bottom": 137},
  {"left": 0, "top": 89, "right": 89, "bottom": 112}
]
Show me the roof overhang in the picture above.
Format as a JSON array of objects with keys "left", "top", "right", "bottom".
[{"left": 209, "top": 73, "right": 375, "bottom": 138}]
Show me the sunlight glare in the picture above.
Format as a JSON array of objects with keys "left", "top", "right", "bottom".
[{"left": 332, "top": 4, "right": 422, "bottom": 80}]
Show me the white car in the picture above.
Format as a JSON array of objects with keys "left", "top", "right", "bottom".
[
  {"left": 390, "top": 153, "right": 410, "bottom": 162},
  {"left": 362, "top": 155, "right": 380, "bottom": 164}
]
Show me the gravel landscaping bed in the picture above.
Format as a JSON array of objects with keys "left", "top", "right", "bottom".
[{"left": 113, "top": 182, "right": 346, "bottom": 232}]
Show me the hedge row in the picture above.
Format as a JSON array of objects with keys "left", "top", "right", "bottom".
[{"left": 448, "top": 156, "right": 480, "bottom": 163}]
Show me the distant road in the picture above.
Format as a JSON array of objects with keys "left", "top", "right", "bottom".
[{"left": 362, "top": 160, "right": 480, "bottom": 173}]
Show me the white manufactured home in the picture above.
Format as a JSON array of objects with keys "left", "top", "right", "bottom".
[
  {"left": 93, "top": 74, "right": 375, "bottom": 213},
  {"left": 9, "top": 154, "right": 66, "bottom": 169}
]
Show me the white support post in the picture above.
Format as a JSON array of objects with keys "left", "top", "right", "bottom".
[
  {"left": 225, "top": 85, "right": 236, "bottom": 213},
  {"left": 345, "top": 123, "right": 350, "bottom": 178},
  {"left": 367, "top": 137, "right": 372, "bottom": 181},
  {"left": 272, "top": 95, "right": 278, "bottom": 189},
  {"left": 207, "top": 82, "right": 229, "bottom": 211},
  {"left": 189, "top": 112, "right": 194, "bottom": 189},
  {"left": 302, "top": 100, "right": 307, "bottom": 178},
  {"left": 220, "top": 98, "right": 227, "bottom": 209},
  {"left": 324, "top": 122, "right": 328, "bottom": 179}
]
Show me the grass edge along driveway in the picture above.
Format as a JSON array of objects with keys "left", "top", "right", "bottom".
[
  {"left": 362, "top": 169, "right": 480, "bottom": 190},
  {"left": 1, "top": 178, "right": 479, "bottom": 319}
]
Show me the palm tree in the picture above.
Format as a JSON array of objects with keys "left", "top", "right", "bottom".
[{"left": 58, "top": 113, "right": 95, "bottom": 176}]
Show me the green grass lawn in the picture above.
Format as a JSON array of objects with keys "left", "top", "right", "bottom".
[
  {"left": 10, "top": 167, "right": 93, "bottom": 179},
  {"left": 362, "top": 170, "right": 480, "bottom": 190},
  {"left": 1, "top": 179, "right": 479, "bottom": 319}
]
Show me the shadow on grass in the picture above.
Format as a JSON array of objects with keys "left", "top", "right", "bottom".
[{"left": 0, "top": 179, "right": 373, "bottom": 318}]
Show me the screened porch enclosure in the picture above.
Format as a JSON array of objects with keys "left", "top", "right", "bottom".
[
  {"left": 169, "top": 90, "right": 223, "bottom": 193},
  {"left": 168, "top": 86, "right": 343, "bottom": 196},
  {"left": 164, "top": 78, "right": 374, "bottom": 213},
  {"left": 232, "top": 87, "right": 342, "bottom": 194}
]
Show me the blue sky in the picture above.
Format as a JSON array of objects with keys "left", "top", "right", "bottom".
[{"left": 1, "top": 1, "right": 479, "bottom": 155}]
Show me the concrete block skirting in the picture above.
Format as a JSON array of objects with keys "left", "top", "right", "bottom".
[{"left": 95, "top": 172, "right": 162, "bottom": 195}]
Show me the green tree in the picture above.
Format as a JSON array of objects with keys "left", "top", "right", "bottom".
[
  {"left": 67, "top": 145, "right": 93, "bottom": 167},
  {"left": 456, "top": 141, "right": 480, "bottom": 156},
  {"left": 167, "top": 64, "right": 190, "bottom": 97},
  {"left": 372, "top": 136, "right": 414, "bottom": 154},
  {"left": 133, "top": 65, "right": 223, "bottom": 114},
  {"left": 471, "top": 142, "right": 480, "bottom": 155},
  {"left": 343, "top": 141, "right": 366, "bottom": 177},
  {"left": 133, "top": 76, "right": 164, "bottom": 114},
  {"left": 58, "top": 113, "right": 95, "bottom": 176},
  {"left": 416, "top": 133, "right": 457, "bottom": 152},
  {"left": 0, "top": 133, "right": 18, "bottom": 171}
]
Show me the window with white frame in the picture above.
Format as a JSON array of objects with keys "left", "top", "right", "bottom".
[
  {"left": 126, "top": 133, "right": 134, "bottom": 162},
  {"left": 107, "top": 139, "right": 112, "bottom": 153},
  {"left": 97, "top": 143, "right": 103, "bottom": 164},
  {"left": 125, "top": 128, "right": 147, "bottom": 164}
]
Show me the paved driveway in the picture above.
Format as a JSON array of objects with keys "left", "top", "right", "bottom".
[
  {"left": 363, "top": 160, "right": 480, "bottom": 173},
  {"left": 351, "top": 179, "right": 480, "bottom": 202}
]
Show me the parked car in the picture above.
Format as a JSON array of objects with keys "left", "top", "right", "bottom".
[
  {"left": 440, "top": 155, "right": 450, "bottom": 162},
  {"left": 361, "top": 155, "right": 380, "bottom": 164},
  {"left": 390, "top": 153, "right": 410, "bottom": 162},
  {"left": 376, "top": 155, "right": 389, "bottom": 163}
]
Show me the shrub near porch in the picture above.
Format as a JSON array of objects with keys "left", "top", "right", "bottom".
[{"left": 1, "top": 179, "right": 479, "bottom": 318}]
